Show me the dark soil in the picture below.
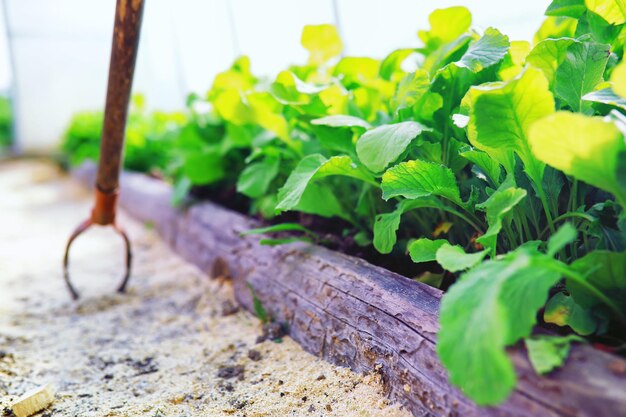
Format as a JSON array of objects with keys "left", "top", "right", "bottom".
[{"left": 188, "top": 184, "right": 439, "bottom": 284}]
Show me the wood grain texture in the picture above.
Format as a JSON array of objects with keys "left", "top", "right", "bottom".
[{"left": 73, "top": 164, "right": 626, "bottom": 417}]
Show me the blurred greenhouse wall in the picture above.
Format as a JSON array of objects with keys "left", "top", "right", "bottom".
[{"left": 0, "top": 0, "right": 548, "bottom": 152}]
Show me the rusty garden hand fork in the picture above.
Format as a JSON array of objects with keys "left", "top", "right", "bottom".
[{"left": 63, "top": 0, "right": 145, "bottom": 299}]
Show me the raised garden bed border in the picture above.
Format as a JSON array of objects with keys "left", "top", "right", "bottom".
[{"left": 73, "top": 163, "right": 626, "bottom": 417}]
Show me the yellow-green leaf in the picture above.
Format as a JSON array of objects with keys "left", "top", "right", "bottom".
[
  {"left": 526, "top": 38, "right": 578, "bottom": 87},
  {"left": 466, "top": 67, "right": 555, "bottom": 183},
  {"left": 533, "top": 16, "right": 577, "bottom": 44},
  {"left": 301, "top": 24, "right": 343, "bottom": 65},
  {"left": 500, "top": 41, "right": 531, "bottom": 80},
  {"left": 585, "top": 0, "right": 626, "bottom": 25},
  {"left": 418, "top": 6, "right": 472, "bottom": 52},
  {"left": 544, "top": 293, "right": 598, "bottom": 335},
  {"left": 526, "top": 335, "right": 582, "bottom": 375},
  {"left": 529, "top": 112, "right": 626, "bottom": 206},
  {"left": 611, "top": 61, "right": 626, "bottom": 98}
]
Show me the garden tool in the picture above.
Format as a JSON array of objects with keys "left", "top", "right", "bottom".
[{"left": 63, "top": 0, "right": 145, "bottom": 299}]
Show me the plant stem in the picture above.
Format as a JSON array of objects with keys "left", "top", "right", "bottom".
[
  {"left": 504, "top": 222, "right": 518, "bottom": 249},
  {"left": 519, "top": 211, "right": 533, "bottom": 242},
  {"left": 443, "top": 206, "right": 483, "bottom": 234},
  {"left": 537, "top": 186, "right": 556, "bottom": 234},
  {"left": 570, "top": 179, "right": 578, "bottom": 212},
  {"left": 538, "top": 212, "right": 595, "bottom": 239}
]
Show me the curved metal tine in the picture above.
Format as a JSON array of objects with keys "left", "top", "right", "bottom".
[
  {"left": 63, "top": 218, "right": 93, "bottom": 300},
  {"left": 112, "top": 224, "right": 132, "bottom": 294}
]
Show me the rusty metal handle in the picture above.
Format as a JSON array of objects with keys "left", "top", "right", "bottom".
[
  {"left": 96, "top": 0, "right": 145, "bottom": 193},
  {"left": 63, "top": 0, "right": 144, "bottom": 299}
]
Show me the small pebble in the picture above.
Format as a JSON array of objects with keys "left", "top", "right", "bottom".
[
  {"left": 217, "top": 365, "right": 245, "bottom": 380},
  {"left": 247, "top": 349, "right": 262, "bottom": 362}
]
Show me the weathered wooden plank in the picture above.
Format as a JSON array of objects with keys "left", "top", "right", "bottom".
[{"left": 72, "top": 165, "right": 626, "bottom": 417}]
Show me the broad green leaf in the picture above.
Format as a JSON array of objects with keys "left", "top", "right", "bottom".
[
  {"left": 209, "top": 56, "right": 256, "bottom": 98},
  {"left": 546, "top": 0, "right": 587, "bottom": 17},
  {"left": 533, "top": 17, "right": 577, "bottom": 44},
  {"left": 379, "top": 49, "right": 418, "bottom": 81},
  {"left": 311, "top": 115, "right": 371, "bottom": 129},
  {"left": 499, "top": 41, "right": 531, "bottom": 80},
  {"left": 568, "top": 250, "right": 626, "bottom": 313},
  {"left": 408, "top": 238, "right": 447, "bottom": 263},
  {"left": 225, "top": 123, "right": 255, "bottom": 147},
  {"left": 576, "top": 8, "right": 625, "bottom": 44},
  {"left": 295, "top": 182, "right": 350, "bottom": 221},
  {"left": 611, "top": 61, "right": 626, "bottom": 98},
  {"left": 310, "top": 124, "right": 354, "bottom": 154},
  {"left": 436, "top": 244, "right": 488, "bottom": 272},
  {"left": 433, "top": 57, "right": 481, "bottom": 114},
  {"left": 460, "top": 149, "right": 502, "bottom": 185},
  {"left": 526, "top": 335, "right": 582, "bottom": 375},
  {"left": 316, "top": 84, "right": 350, "bottom": 115},
  {"left": 547, "top": 223, "right": 577, "bottom": 256},
  {"left": 585, "top": 0, "right": 626, "bottom": 24},
  {"left": 418, "top": 6, "right": 472, "bottom": 52},
  {"left": 455, "top": 28, "right": 510, "bottom": 73},
  {"left": 526, "top": 38, "right": 578, "bottom": 86},
  {"left": 412, "top": 91, "right": 444, "bottom": 122},
  {"left": 583, "top": 87, "right": 626, "bottom": 110},
  {"left": 183, "top": 148, "right": 224, "bottom": 185},
  {"left": 476, "top": 187, "right": 527, "bottom": 254},
  {"left": 236, "top": 157, "right": 279, "bottom": 198},
  {"left": 528, "top": 112, "right": 626, "bottom": 206},
  {"left": 424, "top": 35, "right": 473, "bottom": 76},
  {"left": 213, "top": 90, "right": 291, "bottom": 146},
  {"left": 301, "top": 24, "right": 343, "bottom": 65},
  {"left": 554, "top": 42, "right": 611, "bottom": 113},
  {"left": 466, "top": 67, "right": 555, "bottom": 184},
  {"left": 544, "top": 292, "right": 598, "bottom": 334},
  {"left": 356, "top": 122, "right": 428, "bottom": 172},
  {"left": 373, "top": 198, "right": 444, "bottom": 254},
  {"left": 271, "top": 71, "right": 327, "bottom": 105},
  {"left": 334, "top": 57, "right": 380, "bottom": 84},
  {"left": 276, "top": 154, "right": 375, "bottom": 212},
  {"left": 247, "top": 92, "right": 291, "bottom": 144},
  {"left": 391, "top": 70, "right": 430, "bottom": 113},
  {"left": 276, "top": 155, "right": 329, "bottom": 211},
  {"left": 438, "top": 248, "right": 562, "bottom": 405},
  {"left": 381, "top": 159, "right": 462, "bottom": 204},
  {"left": 213, "top": 89, "right": 254, "bottom": 125}
]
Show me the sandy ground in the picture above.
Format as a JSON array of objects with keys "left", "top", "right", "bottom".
[{"left": 0, "top": 160, "right": 411, "bottom": 417}]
